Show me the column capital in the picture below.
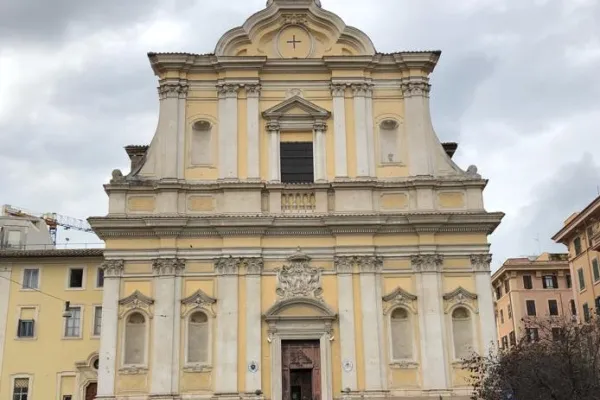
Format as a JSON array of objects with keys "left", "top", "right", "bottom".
[
  {"left": 152, "top": 258, "right": 185, "bottom": 276},
  {"left": 400, "top": 77, "right": 431, "bottom": 98},
  {"left": 330, "top": 83, "right": 348, "bottom": 97},
  {"left": 350, "top": 83, "right": 373, "bottom": 97},
  {"left": 214, "top": 257, "right": 241, "bottom": 276},
  {"left": 266, "top": 120, "right": 280, "bottom": 133},
  {"left": 334, "top": 256, "right": 354, "bottom": 274},
  {"left": 101, "top": 259, "right": 124, "bottom": 278},
  {"left": 217, "top": 83, "right": 241, "bottom": 99},
  {"left": 357, "top": 256, "right": 383, "bottom": 273},
  {"left": 411, "top": 254, "right": 443, "bottom": 273},
  {"left": 244, "top": 257, "right": 264, "bottom": 275},
  {"left": 158, "top": 81, "right": 189, "bottom": 100},
  {"left": 470, "top": 254, "right": 492, "bottom": 272},
  {"left": 245, "top": 84, "right": 262, "bottom": 98},
  {"left": 313, "top": 121, "right": 328, "bottom": 132}
]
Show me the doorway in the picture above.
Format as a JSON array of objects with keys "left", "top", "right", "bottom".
[
  {"left": 84, "top": 382, "right": 97, "bottom": 400},
  {"left": 282, "top": 340, "right": 321, "bottom": 400}
]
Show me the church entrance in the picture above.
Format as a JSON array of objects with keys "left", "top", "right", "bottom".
[
  {"left": 282, "top": 340, "right": 321, "bottom": 400},
  {"left": 84, "top": 382, "right": 97, "bottom": 400}
]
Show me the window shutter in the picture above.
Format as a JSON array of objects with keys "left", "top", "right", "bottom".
[{"left": 552, "top": 276, "right": 558, "bottom": 288}]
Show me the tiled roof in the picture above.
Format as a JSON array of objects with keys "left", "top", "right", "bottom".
[{"left": 0, "top": 249, "right": 104, "bottom": 258}]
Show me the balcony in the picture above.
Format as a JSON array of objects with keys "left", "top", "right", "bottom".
[
  {"left": 268, "top": 185, "right": 330, "bottom": 214},
  {"left": 281, "top": 191, "right": 316, "bottom": 213}
]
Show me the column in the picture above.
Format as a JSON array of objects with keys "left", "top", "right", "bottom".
[
  {"left": 365, "top": 84, "right": 376, "bottom": 177},
  {"left": 267, "top": 121, "right": 281, "bottom": 182},
  {"left": 150, "top": 258, "right": 185, "bottom": 397},
  {"left": 214, "top": 257, "right": 240, "bottom": 396},
  {"left": 245, "top": 258, "right": 263, "bottom": 393},
  {"left": 246, "top": 84, "right": 262, "bottom": 180},
  {"left": 401, "top": 77, "right": 434, "bottom": 176},
  {"left": 157, "top": 80, "right": 188, "bottom": 180},
  {"left": 335, "top": 257, "right": 358, "bottom": 391},
  {"left": 358, "top": 256, "right": 387, "bottom": 392},
  {"left": 331, "top": 84, "right": 348, "bottom": 178},
  {"left": 218, "top": 83, "right": 240, "bottom": 180},
  {"left": 471, "top": 254, "right": 497, "bottom": 355},
  {"left": 313, "top": 121, "right": 328, "bottom": 182},
  {"left": 352, "top": 84, "right": 370, "bottom": 178},
  {"left": 412, "top": 254, "right": 448, "bottom": 390},
  {"left": 177, "top": 83, "right": 188, "bottom": 180},
  {"left": 0, "top": 264, "right": 12, "bottom": 383},
  {"left": 96, "top": 260, "right": 124, "bottom": 400}
]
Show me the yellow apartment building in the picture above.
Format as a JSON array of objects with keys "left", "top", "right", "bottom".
[
  {"left": 0, "top": 1, "right": 504, "bottom": 399},
  {"left": 491, "top": 253, "right": 573, "bottom": 348},
  {"left": 553, "top": 195, "right": 600, "bottom": 322}
]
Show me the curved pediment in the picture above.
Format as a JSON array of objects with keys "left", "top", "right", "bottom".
[
  {"left": 264, "top": 297, "right": 337, "bottom": 321},
  {"left": 215, "top": 0, "right": 376, "bottom": 58}
]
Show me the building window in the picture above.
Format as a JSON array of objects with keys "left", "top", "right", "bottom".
[
  {"left": 578, "top": 268, "right": 586, "bottom": 290},
  {"left": 509, "top": 331, "right": 516, "bottom": 346},
  {"left": 500, "top": 309, "right": 504, "bottom": 324},
  {"left": 508, "top": 304, "right": 512, "bottom": 319},
  {"left": 570, "top": 299, "right": 577, "bottom": 316},
  {"left": 22, "top": 269, "right": 39, "bottom": 290},
  {"left": 63, "top": 396, "right": 72, "bottom": 400},
  {"left": 280, "top": 142, "right": 314, "bottom": 183},
  {"left": 526, "top": 300, "right": 537, "bottom": 316},
  {"left": 379, "top": 119, "right": 400, "bottom": 164},
  {"left": 548, "top": 299, "right": 559, "bottom": 316},
  {"left": 495, "top": 286, "right": 502, "bottom": 299},
  {"left": 124, "top": 312, "right": 146, "bottom": 365},
  {"left": 96, "top": 268, "right": 104, "bottom": 288},
  {"left": 566, "top": 274, "right": 572, "bottom": 289},
  {"left": 187, "top": 311, "right": 209, "bottom": 364},
  {"left": 504, "top": 279, "right": 510, "bottom": 294},
  {"left": 552, "top": 327, "right": 562, "bottom": 341},
  {"left": 542, "top": 275, "right": 558, "bottom": 289},
  {"left": 93, "top": 306, "right": 102, "bottom": 336},
  {"left": 68, "top": 268, "right": 84, "bottom": 289},
  {"left": 593, "top": 259, "right": 600, "bottom": 282},
  {"left": 451, "top": 307, "right": 473, "bottom": 360},
  {"left": 595, "top": 297, "right": 600, "bottom": 316},
  {"left": 389, "top": 308, "right": 413, "bottom": 360},
  {"left": 5, "top": 230, "right": 22, "bottom": 248},
  {"left": 190, "top": 120, "right": 213, "bottom": 166},
  {"left": 64, "top": 307, "right": 82, "bottom": 337},
  {"left": 574, "top": 237, "right": 582, "bottom": 256},
  {"left": 523, "top": 275, "right": 533, "bottom": 290},
  {"left": 12, "top": 377, "right": 29, "bottom": 400},
  {"left": 583, "top": 303, "right": 591, "bottom": 322},
  {"left": 526, "top": 327, "right": 539, "bottom": 342},
  {"left": 501, "top": 335, "right": 508, "bottom": 349},
  {"left": 17, "top": 319, "right": 35, "bottom": 338}
]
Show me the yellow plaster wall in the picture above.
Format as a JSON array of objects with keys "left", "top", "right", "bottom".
[
  {"left": 122, "top": 280, "right": 152, "bottom": 297},
  {"left": 127, "top": 196, "right": 156, "bottom": 213}
]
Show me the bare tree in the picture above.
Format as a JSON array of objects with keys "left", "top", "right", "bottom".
[{"left": 465, "top": 316, "right": 600, "bottom": 400}]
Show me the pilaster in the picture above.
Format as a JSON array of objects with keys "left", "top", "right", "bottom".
[
  {"left": 267, "top": 121, "right": 281, "bottom": 182},
  {"left": 365, "top": 85, "right": 375, "bottom": 177},
  {"left": 411, "top": 254, "right": 448, "bottom": 391},
  {"left": 156, "top": 80, "right": 188, "bottom": 181},
  {"left": 217, "top": 83, "right": 241, "bottom": 180},
  {"left": 150, "top": 258, "right": 185, "bottom": 397},
  {"left": 352, "top": 84, "right": 370, "bottom": 178},
  {"left": 471, "top": 254, "right": 496, "bottom": 355},
  {"left": 357, "top": 256, "right": 387, "bottom": 391},
  {"left": 244, "top": 258, "right": 264, "bottom": 393},
  {"left": 331, "top": 84, "right": 348, "bottom": 178},
  {"left": 0, "top": 264, "right": 11, "bottom": 387},
  {"left": 401, "top": 77, "right": 434, "bottom": 176},
  {"left": 314, "top": 121, "right": 328, "bottom": 182},
  {"left": 97, "top": 260, "right": 124, "bottom": 399},
  {"left": 246, "top": 84, "right": 262, "bottom": 180},
  {"left": 214, "top": 257, "right": 241, "bottom": 394},
  {"left": 334, "top": 257, "right": 357, "bottom": 391}
]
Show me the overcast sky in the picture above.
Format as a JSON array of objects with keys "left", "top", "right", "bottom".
[{"left": 1, "top": 0, "right": 599, "bottom": 269}]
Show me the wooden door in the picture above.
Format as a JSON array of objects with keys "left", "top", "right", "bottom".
[
  {"left": 282, "top": 340, "right": 321, "bottom": 400},
  {"left": 85, "top": 382, "right": 97, "bottom": 400}
]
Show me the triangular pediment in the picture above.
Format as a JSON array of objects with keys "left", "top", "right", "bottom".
[
  {"left": 382, "top": 287, "right": 417, "bottom": 303},
  {"left": 262, "top": 96, "right": 330, "bottom": 119},
  {"left": 443, "top": 286, "right": 478, "bottom": 301},
  {"left": 118, "top": 290, "right": 154, "bottom": 306},
  {"left": 181, "top": 289, "right": 216, "bottom": 306}
]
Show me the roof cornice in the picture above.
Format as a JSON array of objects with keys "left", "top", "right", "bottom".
[{"left": 552, "top": 195, "right": 600, "bottom": 243}]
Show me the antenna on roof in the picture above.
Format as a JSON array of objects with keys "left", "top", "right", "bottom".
[{"left": 534, "top": 233, "right": 541, "bottom": 255}]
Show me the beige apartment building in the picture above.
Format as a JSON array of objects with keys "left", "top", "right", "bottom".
[
  {"left": 491, "top": 253, "right": 574, "bottom": 348},
  {"left": 553, "top": 195, "right": 600, "bottom": 322}
]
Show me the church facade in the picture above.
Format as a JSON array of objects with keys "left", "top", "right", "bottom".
[{"left": 88, "top": 1, "right": 504, "bottom": 399}]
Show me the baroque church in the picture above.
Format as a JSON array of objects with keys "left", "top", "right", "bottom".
[{"left": 89, "top": 0, "right": 503, "bottom": 399}]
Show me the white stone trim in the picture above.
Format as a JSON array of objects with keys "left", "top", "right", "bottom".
[
  {"left": 177, "top": 94, "right": 186, "bottom": 179},
  {"left": 446, "top": 304, "right": 479, "bottom": 363},
  {"left": 359, "top": 271, "right": 386, "bottom": 390},
  {"left": 10, "top": 373, "right": 34, "bottom": 399},
  {"left": 331, "top": 86, "right": 348, "bottom": 178},
  {"left": 65, "top": 265, "right": 87, "bottom": 291},
  {"left": 353, "top": 91, "right": 369, "bottom": 177},
  {"left": 365, "top": 87, "right": 375, "bottom": 177},
  {"left": 119, "top": 308, "right": 151, "bottom": 373},
  {"left": 268, "top": 122, "right": 281, "bottom": 182},
  {"left": 246, "top": 85, "right": 261, "bottom": 180},
  {"left": 97, "top": 272, "right": 120, "bottom": 397},
  {"left": 182, "top": 309, "right": 213, "bottom": 372},
  {"left": 336, "top": 273, "right": 357, "bottom": 390},
  {"left": 245, "top": 273, "right": 262, "bottom": 392},
  {"left": 385, "top": 305, "right": 419, "bottom": 366},
  {"left": 14, "top": 304, "right": 40, "bottom": 341},
  {"left": 0, "top": 265, "right": 10, "bottom": 383},
  {"left": 217, "top": 84, "right": 240, "bottom": 180},
  {"left": 314, "top": 123, "right": 327, "bottom": 182},
  {"left": 20, "top": 266, "right": 41, "bottom": 291},
  {"left": 151, "top": 273, "right": 178, "bottom": 394},
  {"left": 214, "top": 274, "right": 239, "bottom": 393}
]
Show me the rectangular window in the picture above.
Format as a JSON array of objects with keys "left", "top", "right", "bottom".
[
  {"left": 509, "top": 331, "right": 516, "bottom": 346},
  {"left": 63, "top": 396, "right": 72, "bottom": 400},
  {"left": 13, "top": 377, "right": 29, "bottom": 400},
  {"left": 574, "top": 237, "right": 582, "bottom": 256},
  {"left": 280, "top": 142, "right": 314, "bottom": 183},
  {"left": 501, "top": 336, "right": 508, "bottom": 349},
  {"left": 542, "top": 275, "right": 558, "bottom": 289},
  {"left": 526, "top": 300, "right": 537, "bottom": 316},
  {"left": 578, "top": 268, "right": 586, "bottom": 290},
  {"left": 552, "top": 327, "right": 562, "bottom": 341},
  {"left": 566, "top": 274, "right": 572, "bottom": 289},
  {"left": 587, "top": 226, "right": 595, "bottom": 247},
  {"left": 570, "top": 299, "right": 577, "bottom": 316},
  {"left": 96, "top": 268, "right": 104, "bottom": 288},
  {"left": 500, "top": 309, "right": 504, "bottom": 324},
  {"left": 526, "top": 327, "right": 539, "bottom": 342},
  {"left": 7, "top": 230, "right": 22, "bottom": 247},
  {"left": 595, "top": 297, "right": 600, "bottom": 316},
  {"left": 93, "top": 306, "right": 102, "bottom": 336},
  {"left": 17, "top": 320, "right": 35, "bottom": 338},
  {"left": 593, "top": 259, "right": 600, "bottom": 282},
  {"left": 523, "top": 275, "right": 533, "bottom": 289},
  {"left": 548, "top": 299, "right": 559, "bottom": 316},
  {"left": 495, "top": 286, "right": 502, "bottom": 299},
  {"left": 68, "top": 268, "right": 84, "bottom": 288},
  {"left": 22, "top": 269, "right": 39, "bottom": 290},
  {"left": 508, "top": 304, "right": 512, "bottom": 319},
  {"left": 504, "top": 279, "right": 510, "bottom": 294},
  {"left": 64, "top": 306, "right": 82, "bottom": 337},
  {"left": 583, "top": 303, "right": 591, "bottom": 322}
]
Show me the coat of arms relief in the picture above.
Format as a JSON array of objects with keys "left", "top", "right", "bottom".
[{"left": 275, "top": 248, "right": 323, "bottom": 301}]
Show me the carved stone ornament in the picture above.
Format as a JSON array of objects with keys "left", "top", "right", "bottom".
[
  {"left": 266, "top": 120, "right": 281, "bottom": 133},
  {"left": 313, "top": 121, "right": 327, "bottom": 132},
  {"left": 246, "top": 84, "right": 262, "bottom": 97},
  {"left": 350, "top": 83, "right": 373, "bottom": 97},
  {"left": 411, "top": 254, "right": 444, "bottom": 273},
  {"left": 382, "top": 287, "right": 418, "bottom": 314},
  {"left": 400, "top": 79, "right": 431, "bottom": 98},
  {"left": 285, "top": 88, "right": 304, "bottom": 99},
  {"left": 158, "top": 82, "right": 189, "bottom": 99},
  {"left": 216, "top": 83, "right": 240, "bottom": 98},
  {"left": 267, "top": 0, "right": 322, "bottom": 7},
  {"left": 282, "top": 13, "right": 308, "bottom": 26},
  {"left": 118, "top": 290, "right": 154, "bottom": 319},
  {"left": 357, "top": 256, "right": 383, "bottom": 273},
  {"left": 110, "top": 169, "right": 125, "bottom": 184},
  {"left": 334, "top": 256, "right": 354, "bottom": 274},
  {"left": 466, "top": 165, "right": 482, "bottom": 179},
  {"left": 100, "top": 259, "right": 124, "bottom": 278},
  {"left": 244, "top": 257, "right": 264, "bottom": 275},
  {"left": 443, "top": 287, "right": 478, "bottom": 314},
  {"left": 152, "top": 258, "right": 185, "bottom": 276},
  {"left": 275, "top": 248, "right": 323, "bottom": 301},
  {"left": 470, "top": 254, "right": 492, "bottom": 272},
  {"left": 330, "top": 83, "right": 347, "bottom": 97},
  {"left": 214, "top": 256, "right": 242, "bottom": 276},
  {"left": 181, "top": 289, "right": 217, "bottom": 317}
]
